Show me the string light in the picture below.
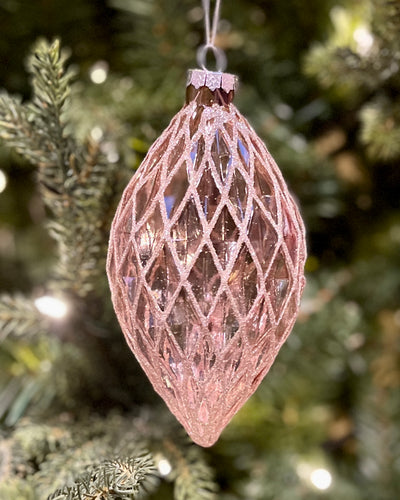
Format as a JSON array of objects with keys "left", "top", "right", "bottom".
[
  {"left": 90, "top": 126, "right": 104, "bottom": 142},
  {"left": 0, "top": 170, "right": 7, "bottom": 193},
  {"left": 102, "top": 142, "right": 120, "bottom": 163},
  {"left": 34, "top": 295, "right": 68, "bottom": 319},
  {"left": 297, "top": 462, "right": 333, "bottom": 491},
  {"left": 310, "top": 468, "right": 333, "bottom": 490},
  {"left": 157, "top": 458, "right": 172, "bottom": 476},
  {"left": 353, "top": 26, "right": 374, "bottom": 56},
  {"left": 89, "top": 61, "right": 109, "bottom": 84}
]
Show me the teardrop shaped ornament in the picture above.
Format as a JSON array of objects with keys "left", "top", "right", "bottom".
[{"left": 107, "top": 69, "right": 307, "bottom": 447}]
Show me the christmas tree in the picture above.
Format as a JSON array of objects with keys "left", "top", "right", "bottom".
[{"left": 0, "top": 1, "right": 399, "bottom": 499}]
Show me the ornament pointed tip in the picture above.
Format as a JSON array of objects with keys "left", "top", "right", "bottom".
[
  {"left": 188, "top": 430, "right": 221, "bottom": 448},
  {"left": 183, "top": 412, "right": 225, "bottom": 447}
]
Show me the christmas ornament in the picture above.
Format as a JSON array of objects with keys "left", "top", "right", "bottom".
[{"left": 107, "top": 0, "right": 306, "bottom": 447}]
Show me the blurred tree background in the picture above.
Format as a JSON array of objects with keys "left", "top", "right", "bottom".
[{"left": 0, "top": 0, "right": 399, "bottom": 499}]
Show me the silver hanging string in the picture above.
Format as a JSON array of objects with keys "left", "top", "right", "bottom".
[{"left": 197, "top": 0, "right": 227, "bottom": 72}]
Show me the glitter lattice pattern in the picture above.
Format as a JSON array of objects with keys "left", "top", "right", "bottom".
[{"left": 107, "top": 93, "right": 306, "bottom": 447}]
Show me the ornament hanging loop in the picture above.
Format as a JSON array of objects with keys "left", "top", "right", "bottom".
[
  {"left": 198, "top": 0, "right": 226, "bottom": 72},
  {"left": 197, "top": 43, "right": 227, "bottom": 72}
]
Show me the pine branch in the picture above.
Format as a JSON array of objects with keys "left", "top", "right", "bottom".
[
  {"left": 6, "top": 414, "right": 217, "bottom": 500},
  {"left": 2, "top": 416, "right": 159, "bottom": 499},
  {"left": 126, "top": 413, "right": 219, "bottom": 500},
  {"left": 0, "top": 40, "right": 77, "bottom": 191},
  {"left": 27, "top": 38, "right": 78, "bottom": 180},
  {"left": 305, "top": 1, "right": 400, "bottom": 95},
  {"left": 358, "top": 310, "right": 400, "bottom": 498},
  {"left": 0, "top": 94, "right": 45, "bottom": 166},
  {"left": 48, "top": 454, "right": 156, "bottom": 500},
  {"left": 305, "top": 45, "right": 400, "bottom": 95},
  {"left": 162, "top": 437, "right": 218, "bottom": 500},
  {"left": 0, "top": 39, "right": 120, "bottom": 296},
  {"left": 360, "top": 100, "right": 400, "bottom": 161},
  {"left": 0, "top": 478, "right": 36, "bottom": 500},
  {"left": 174, "top": 450, "right": 218, "bottom": 500},
  {"left": 0, "top": 294, "right": 48, "bottom": 342},
  {"left": 304, "top": 1, "right": 400, "bottom": 165},
  {"left": 358, "top": 388, "right": 400, "bottom": 500},
  {"left": 373, "top": 0, "right": 400, "bottom": 49},
  {"left": 47, "top": 139, "right": 116, "bottom": 296}
]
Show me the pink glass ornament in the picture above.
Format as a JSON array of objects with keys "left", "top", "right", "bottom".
[{"left": 107, "top": 70, "right": 306, "bottom": 447}]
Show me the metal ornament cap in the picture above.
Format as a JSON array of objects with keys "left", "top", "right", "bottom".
[
  {"left": 187, "top": 69, "right": 238, "bottom": 92},
  {"left": 107, "top": 69, "right": 307, "bottom": 447}
]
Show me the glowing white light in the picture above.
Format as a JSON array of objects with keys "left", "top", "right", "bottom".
[
  {"left": 310, "top": 468, "right": 332, "bottom": 490},
  {"left": 107, "top": 150, "right": 119, "bottom": 163},
  {"left": 275, "top": 103, "right": 293, "bottom": 121},
  {"left": 89, "top": 61, "right": 109, "bottom": 84},
  {"left": 35, "top": 296, "right": 68, "bottom": 319},
  {"left": 40, "top": 360, "right": 52, "bottom": 372},
  {"left": 90, "top": 126, "right": 104, "bottom": 142},
  {"left": 354, "top": 27, "right": 374, "bottom": 56},
  {"left": 157, "top": 458, "right": 172, "bottom": 476},
  {"left": 0, "top": 170, "right": 7, "bottom": 193},
  {"left": 290, "top": 135, "right": 307, "bottom": 152},
  {"left": 102, "top": 141, "right": 120, "bottom": 163}
]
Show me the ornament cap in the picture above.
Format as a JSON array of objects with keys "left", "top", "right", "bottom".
[{"left": 187, "top": 69, "right": 238, "bottom": 93}]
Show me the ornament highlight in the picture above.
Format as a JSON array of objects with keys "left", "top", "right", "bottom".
[{"left": 107, "top": 69, "right": 306, "bottom": 447}]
